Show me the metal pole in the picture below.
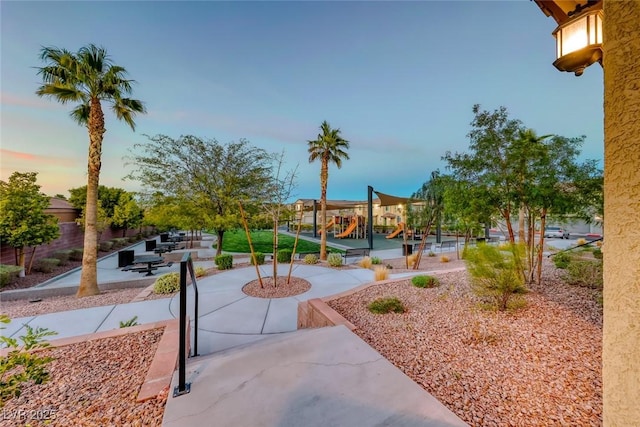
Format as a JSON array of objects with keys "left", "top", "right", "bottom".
[
  {"left": 173, "top": 259, "right": 191, "bottom": 396},
  {"left": 368, "top": 186, "right": 374, "bottom": 250},
  {"left": 313, "top": 200, "right": 318, "bottom": 238}
]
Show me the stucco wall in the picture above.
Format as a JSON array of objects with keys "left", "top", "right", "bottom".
[{"left": 602, "top": 0, "right": 640, "bottom": 424}]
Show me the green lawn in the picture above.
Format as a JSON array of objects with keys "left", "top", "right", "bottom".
[{"left": 221, "top": 230, "right": 341, "bottom": 254}]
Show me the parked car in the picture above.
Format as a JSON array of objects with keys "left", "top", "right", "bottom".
[{"left": 544, "top": 226, "right": 570, "bottom": 239}]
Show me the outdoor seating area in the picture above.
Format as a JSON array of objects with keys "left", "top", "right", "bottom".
[{"left": 121, "top": 254, "right": 173, "bottom": 276}]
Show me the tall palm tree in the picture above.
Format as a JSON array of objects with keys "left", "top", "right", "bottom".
[
  {"left": 36, "top": 44, "right": 146, "bottom": 297},
  {"left": 308, "top": 121, "right": 350, "bottom": 260}
]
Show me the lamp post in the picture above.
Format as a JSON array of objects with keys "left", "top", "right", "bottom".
[{"left": 552, "top": 7, "right": 603, "bottom": 75}]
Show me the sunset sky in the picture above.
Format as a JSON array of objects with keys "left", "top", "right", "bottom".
[{"left": 1, "top": 1, "right": 604, "bottom": 201}]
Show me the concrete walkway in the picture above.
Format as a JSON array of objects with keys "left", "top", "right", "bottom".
[{"left": 1, "top": 235, "right": 467, "bottom": 426}]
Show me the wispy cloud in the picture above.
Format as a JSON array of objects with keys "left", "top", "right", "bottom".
[
  {"left": 1, "top": 92, "right": 66, "bottom": 111},
  {"left": 0, "top": 149, "right": 78, "bottom": 168}
]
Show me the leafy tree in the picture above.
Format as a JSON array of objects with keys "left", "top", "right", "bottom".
[
  {"left": 112, "top": 192, "right": 143, "bottom": 236},
  {"left": 126, "top": 135, "right": 272, "bottom": 255},
  {"left": 443, "top": 105, "right": 523, "bottom": 243},
  {"left": 75, "top": 201, "right": 111, "bottom": 242},
  {"left": 407, "top": 170, "right": 447, "bottom": 268},
  {"left": 445, "top": 105, "right": 603, "bottom": 284},
  {"left": 36, "top": 44, "right": 146, "bottom": 297},
  {"left": 307, "top": 121, "right": 350, "bottom": 260},
  {"left": 68, "top": 185, "right": 128, "bottom": 219},
  {"left": 0, "top": 172, "right": 60, "bottom": 276}
]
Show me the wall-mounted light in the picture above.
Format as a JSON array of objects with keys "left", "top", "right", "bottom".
[{"left": 552, "top": 6, "right": 603, "bottom": 76}]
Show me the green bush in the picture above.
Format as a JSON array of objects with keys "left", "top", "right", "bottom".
[
  {"left": 277, "top": 249, "right": 292, "bottom": 263},
  {"left": 370, "top": 256, "right": 382, "bottom": 265},
  {"left": 304, "top": 254, "right": 318, "bottom": 264},
  {"left": 553, "top": 252, "right": 572, "bottom": 269},
  {"left": 412, "top": 275, "right": 439, "bottom": 288},
  {"left": 51, "top": 249, "right": 72, "bottom": 266},
  {"left": 69, "top": 248, "right": 84, "bottom": 261},
  {"left": 99, "top": 241, "right": 114, "bottom": 252},
  {"left": 592, "top": 248, "right": 603, "bottom": 259},
  {"left": 566, "top": 260, "right": 603, "bottom": 289},
  {"left": 1, "top": 314, "right": 57, "bottom": 406},
  {"left": 153, "top": 272, "right": 180, "bottom": 294},
  {"left": 368, "top": 297, "right": 406, "bottom": 314},
  {"left": 215, "top": 254, "right": 233, "bottom": 270},
  {"left": 250, "top": 252, "right": 266, "bottom": 265},
  {"left": 0, "top": 265, "right": 23, "bottom": 287},
  {"left": 34, "top": 258, "right": 61, "bottom": 273},
  {"left": 327, "top": 253, "right": 343, "bottom": 267},
  {"left": 464, "top": 243, "right": 527, "bottom": 311}
]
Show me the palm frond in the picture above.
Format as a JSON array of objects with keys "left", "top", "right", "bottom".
[{"left": 70, "top": 103, "right": 90, "bottom": 126}]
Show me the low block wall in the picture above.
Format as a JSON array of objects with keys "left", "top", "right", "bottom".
[{"left": 298, "top": 298, "right": 357, "bottom": 330}]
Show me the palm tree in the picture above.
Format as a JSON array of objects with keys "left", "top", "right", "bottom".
[
  {"left": 307, "top": 121, "right": 350, "bottom": 260},
  {"left": 36, "top": 44, "right": 146, "bottom": 297}
]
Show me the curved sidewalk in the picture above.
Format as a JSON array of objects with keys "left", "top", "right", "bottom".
[{"left": 3, "top": 263, "right": 424, "bottom": 355}]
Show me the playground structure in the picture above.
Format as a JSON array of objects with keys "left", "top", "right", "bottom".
[
  {"left": 386, "top": 222, "right": 405, "bottom": 239},
  {"left": 318, "top": 218, "right": 335, "bottom": 234},
  {"left": 332, "top": 215, "right": 367, "bottom": 239}
]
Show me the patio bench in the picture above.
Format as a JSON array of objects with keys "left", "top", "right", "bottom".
[{"left": 342, "top": 248, "right": 370, "bottom": 263}]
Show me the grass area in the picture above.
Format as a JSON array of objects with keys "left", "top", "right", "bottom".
[{"left": 221, "top": 230, "right": 342, "bottom": 254}]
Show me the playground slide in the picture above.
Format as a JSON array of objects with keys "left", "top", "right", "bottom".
[
  {"left": 319, "top": 218, "right": 335, "bottom": 234},
  {"left": 386, "top": 222, "right": 405, "bottom": 239},
  {"left": 335, "top": 219, "right": 358, "bottom": 238}
]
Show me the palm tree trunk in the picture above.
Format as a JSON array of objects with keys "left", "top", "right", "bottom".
[
  {"left": 319, "top": 159, "right": 328, "bottom": 260},
  {"left": 77, "top": 98, "right": 105, "bottom": 297}
]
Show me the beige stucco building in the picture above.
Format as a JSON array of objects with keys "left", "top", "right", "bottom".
[{"left": 534, "top": 1, "right": 640, "bottom": 425}]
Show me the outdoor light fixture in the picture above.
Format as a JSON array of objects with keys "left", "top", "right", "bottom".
[{"left": 552, "top": 2, "right": 603, "bottom": 76}]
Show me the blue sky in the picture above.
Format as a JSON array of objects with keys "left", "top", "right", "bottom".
[{"left": 1, "top": 1, "right": 604, "bottom": 202}]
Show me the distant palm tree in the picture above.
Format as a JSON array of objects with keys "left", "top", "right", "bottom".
[
  {"left": 308, "top": 121, "right": 350, "bottom": 260},
  {"left": 36, "top": 44, "right": 146, "bottom": 297}
]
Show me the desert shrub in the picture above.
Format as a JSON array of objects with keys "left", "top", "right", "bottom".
[
  {"left": 304, "top": 254, "right": 318, "bottom": 264},
  {"left": 427, "top": 251, "right": 436, "bottom": 257},
  {"left": 69, "top": 248, "right": 84, "bottom": 261},
  {"left": 215, "top": 254, "right": 233, "bottom": 270},
  {"left": 276, "top": 249, "right": 292, "bottom": 263},
  {"left": 374, "top": 266, "right": 389, "bottom": 281},
  {"left": 0, "top": 315, "right": 56, "bottom": 406},
  {"left": 119, "top": 316, "right": 139, "bottom": 328},
  {"left": 464, "top": 244, "right": 527, "bottom": 311},
  {"left": 153, "top": 272, "right": 180, "bottom": 294},
  {"left": 34, "top": 258, "right": 61, "bottom": 273},
  {"left": 99, "top": 241, "right": 114, "bottom": 252},
  {"left": 368, "top": 297, "right": 405, "bottom": 314},
  {"left": 553, "top": 252, "right": 572, "bottom": 269},
  {"left": 566, "top": 260, "right": 603, "bottom": 289},
  {"left": 0, "top": 265, "right": 23, "bottom": 287},
  {"left": 327, "top": 253, "right": 343, "bottom": 267},
  {"left": 370, "top": 256, "right": 382, "bottom": 265},
  {"left": 576, "top": 238, "right": 587, "bottom": 246},
  {"left": 358, "top": 256, "right": 372, "bottom": 269},
  {"left": 407, "top": 254, "right": 418, "bottom": 267},
  {"left": 440, "top": 255, "right": 450, "bottom": 263},
  {"left": 194, "top": 266, "right": 207, "bottom": 277},
  {"left": 412, "top": 275, "right": 439, "bottom": 288},
  {"left": 250, "top": 252, "right": 266, "bottom": 265},
  {"left": 51, "top": 249, "right": 72, "bottom": 266},
  {"left": 592, "top": 248, "right": 603, "bottom": 259}
]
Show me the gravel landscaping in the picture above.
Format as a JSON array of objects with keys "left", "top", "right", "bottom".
[
  {"left": 1, "top": 250, "right": 602, "bottom": 426},
  {"left": 328, "top": 261, "right": 602, "bottom": 426},
  {"left": 1, "top": 328, "right": 167, "bottom": 427}
]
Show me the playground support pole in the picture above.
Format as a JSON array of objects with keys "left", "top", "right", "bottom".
[
  {"left": 368, "top": 186, "right": 373, "bottom": 250},
  {"left": 313, "top": 200, "right": 318, "bottom": 238}
]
